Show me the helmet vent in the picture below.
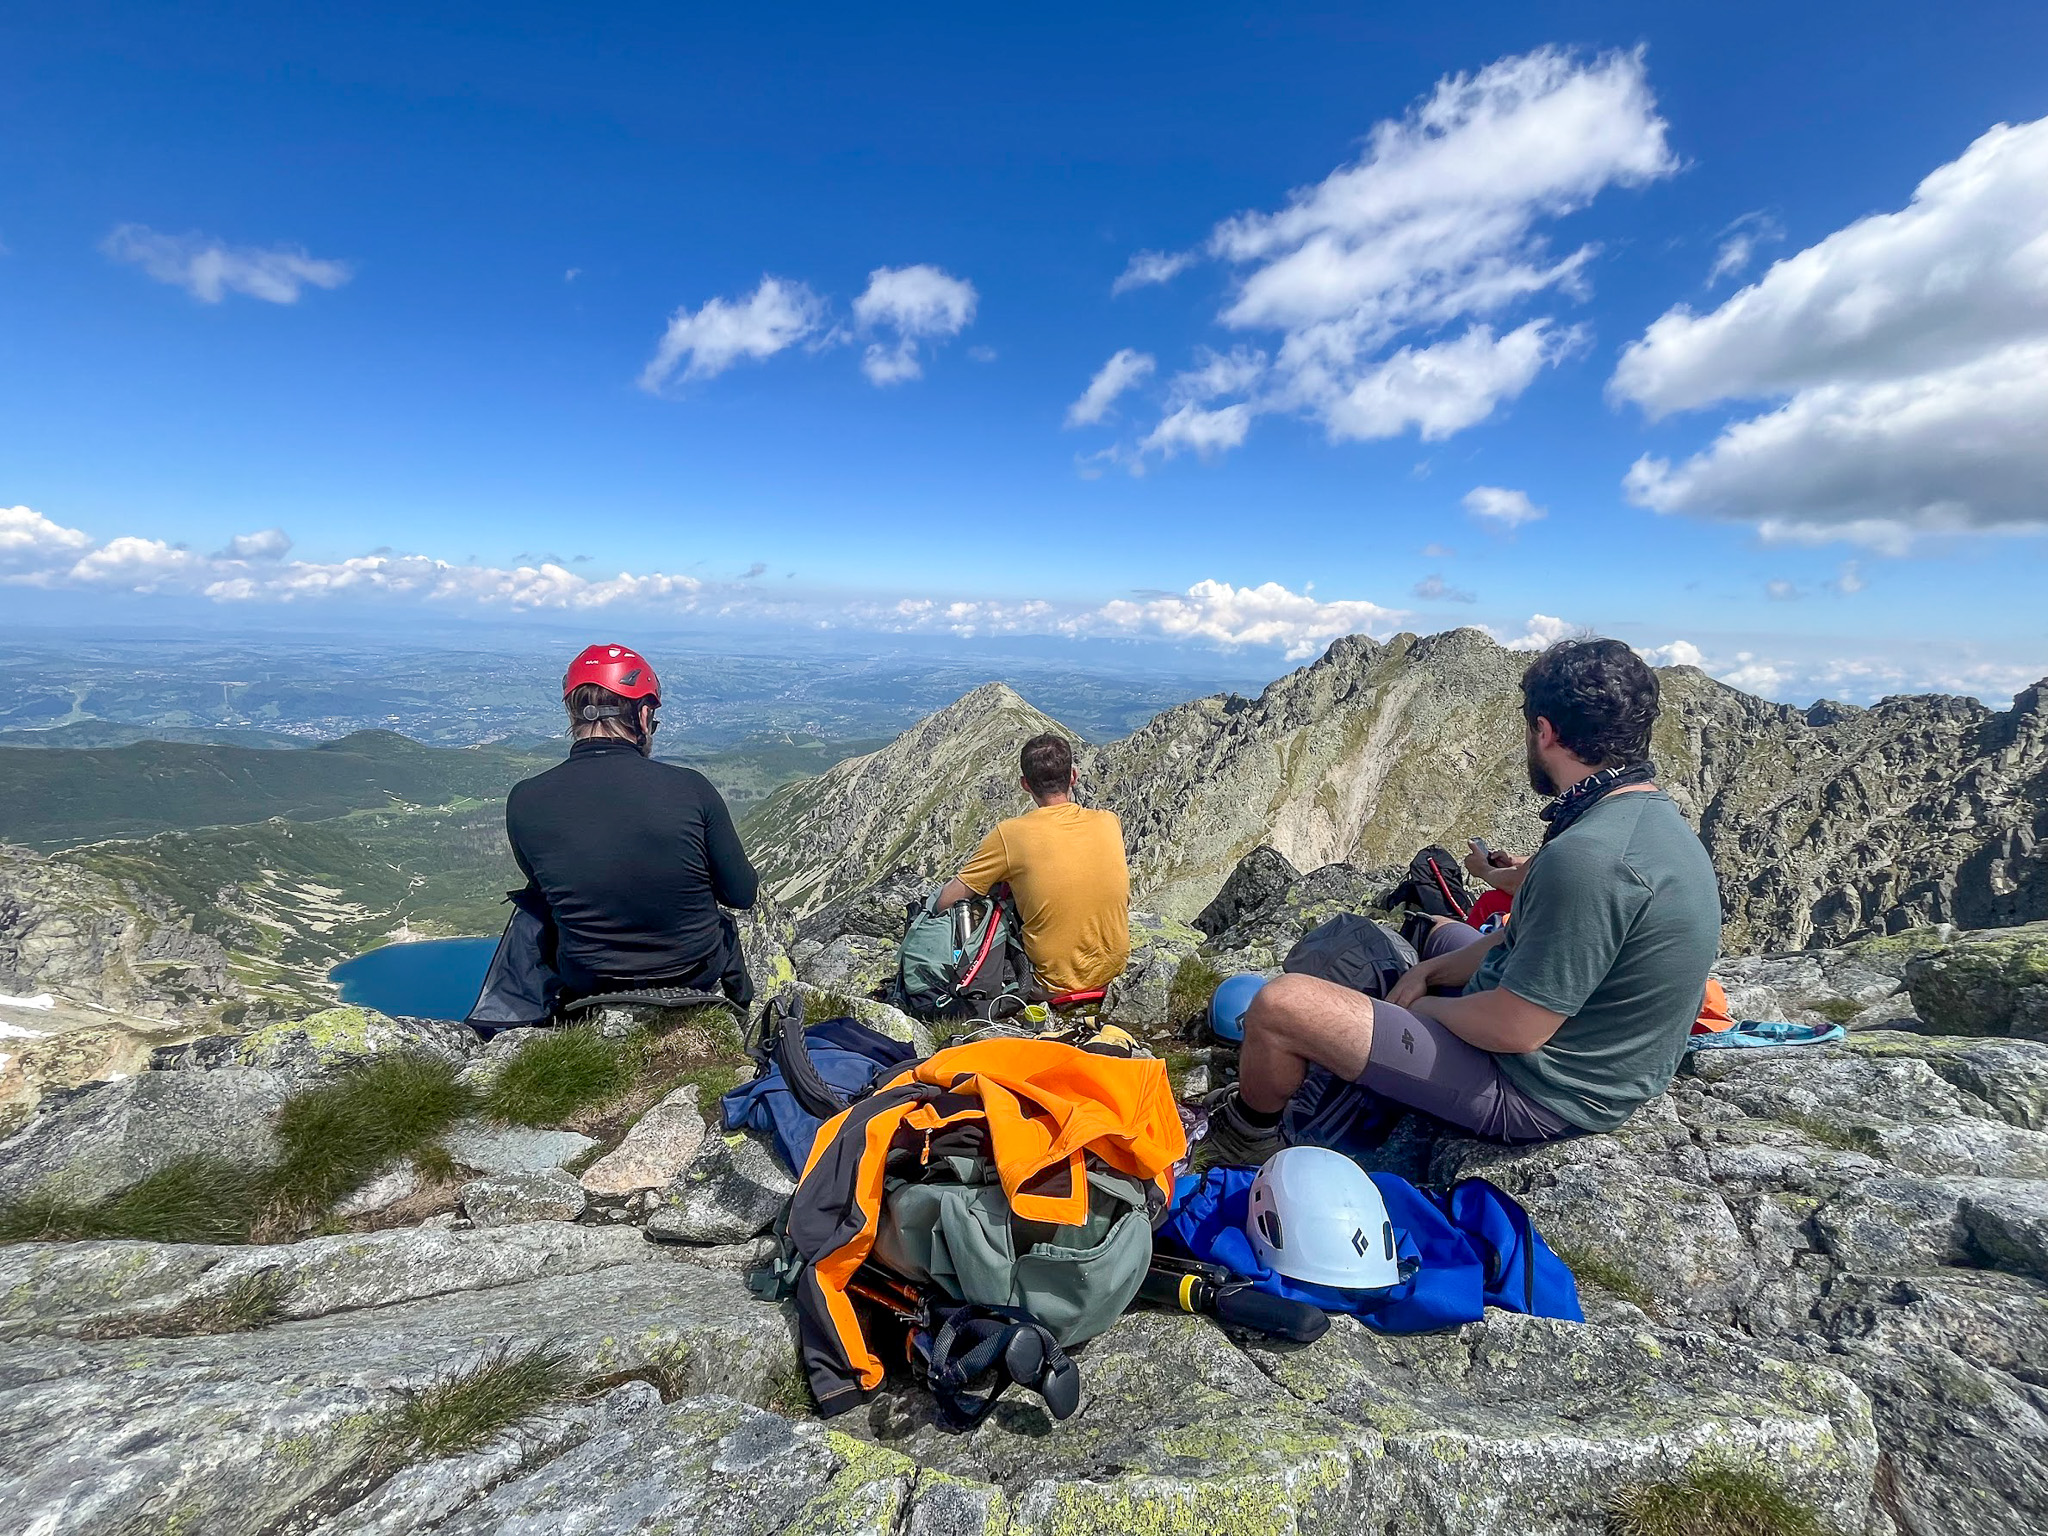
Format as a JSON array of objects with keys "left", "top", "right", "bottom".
[{"left": 1257, "top": 1209, "right": 1285, "bottom": 1251}]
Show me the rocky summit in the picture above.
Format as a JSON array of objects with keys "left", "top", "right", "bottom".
[
  {"left": 3, "top": 631, "right": 2048, "bottom": 1533},
  {"left": 747, "top": 628, "right": 2048, "bottom": 956}
]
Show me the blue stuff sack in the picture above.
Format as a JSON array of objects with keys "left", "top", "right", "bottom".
[{"left": 1159, "top": 1165, "right": 1581, "bottom": 1333}]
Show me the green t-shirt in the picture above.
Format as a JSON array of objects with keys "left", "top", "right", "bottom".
[{"left": 1469, "top": 789, "right": 1722, "bottom": 1132}]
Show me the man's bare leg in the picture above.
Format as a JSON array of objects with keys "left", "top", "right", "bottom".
[{"left": 1238, "top": 972, "right": 1379, "bottom": 1114}]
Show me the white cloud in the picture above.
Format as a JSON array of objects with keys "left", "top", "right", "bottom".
[
  {"left": 1637, "top": 639, "right": 1706, "bottom": 668},
  {"left": 1420, "top": 542, "right": 1457, "bottom": 558},
  {"left": 0, "top": 505, "right": 92, "bottom": 571},
  {"left": 639, "top": 276, "right": 825, "bottom": 391},
  {"left": 1165, "top": 346, "right": 1269, "bottom": 407},
  {"left": 1614, "top": 115, "right": 2048, "bottom": 545},
  {"left": 1113, "top": 250, "right": 1196, "bottom": 294},
  {"left": 1706, "top": 212, "right": 1782, "bottom": 285},
  {"left": 103, "top": 224, "right": 352, "bottom": 304},
  {"left": 1413, "top": 574, "right": 1476, "bottom": 603},
  {"left": 224, "top": 528, "right": 292, "bottom": 560},
  {"left": 1082, "top": 580, "right": 1406, "bottom": 659},
  {"left": 1496, "top": 613, "right": 1577, "bottom": 650},
  {"left": 1066, "top": 349, "right": 1157, "bottom": 427},
  {"left": 1321, "top": 322, "right": 1574, "bottom": 441},
  {"left": 852, "top": 264, "right": 978, "bottom": 385},
  {"left": 1462, "top": 485, "right": 1547, "bottom": 528},
  {"left": 1115, "top": 47, "right": 1672, "bottom": 462},
  {"left": 1830, "top": 561, "right": 1866, "bottom": 595},
  {"left": 1140, "top": 402, "right": 1253, "bottom": 459},
  {"left": 1765, "top": 579, "right": 1801, "bottom": 601}
]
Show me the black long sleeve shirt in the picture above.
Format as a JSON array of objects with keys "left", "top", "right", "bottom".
[{"left": 504, "top": 739, "right": 759, "bottom": 998}]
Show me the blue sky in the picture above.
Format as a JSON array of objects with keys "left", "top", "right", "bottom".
[{"left": 4, "top": 1, "right": 2047, "bottom": 703}]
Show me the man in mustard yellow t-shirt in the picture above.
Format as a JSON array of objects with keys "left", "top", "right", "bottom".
[{"left": 935, "top": 733, "right": 1131, "bottom": 994}]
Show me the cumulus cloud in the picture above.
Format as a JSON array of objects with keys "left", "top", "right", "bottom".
[
  {"left": 853, "top": 264, "right": 978, "bottom": 385},
  {"left": 639, "top": 276, "right": 825, "bottom": 391},
  {"left": 1412, "top": 574, "right": 1476, "bottom": 603},
  {"left": 1636, "top": 639, "right": 1706, "bottom": 668},
  {"left": 1080, "top": 580, "right": 1405, "bottom": 659},
  {"left": 1830, "top": 561, "right": 1866, "bottom": 595},
  {"left": 1091, "top": 47, "right": 1671, "bottom": 462},
  {"left": 1496, "top": 613, "right": 1577, "bottom": 650},
  {"left": 103, "top": 225, "right": 352, "bottom": 304},
  {"left": 1614, "top": 115, "right": 2048, "bottom": 545},
  {"left": 223, "top": 528, "right": 292, "bottom": 560},
  {"left": 1462, "top": 485, "right": 1547, "bottom": 528},
  {"left": 1629, "top": 636, "right": 2046, "bottom": 705},
  {"left": 1066, "top": 349, "right": 1156, "bottom": 427},
  {"left": 1113, "top": 250, "right": 1196, "bottom": 294},
  {"left": 0, "top": 505, "right": 92, "bottom": 571}
]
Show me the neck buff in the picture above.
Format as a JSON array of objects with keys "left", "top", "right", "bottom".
[{"left": 1539, "top": 761, "right": 1657, "bottom": 844}]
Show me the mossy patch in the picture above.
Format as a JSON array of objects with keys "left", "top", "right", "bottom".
[
  {"left": 1777, "top": 1111, "right": 1872, "bottom": 1154},
  {"left": 1805, "top": 997, "right": 1865, "bottom": 1026},
  {"left": 1552, "top": 1243, "right": 1654, "bottom": 1310},
  {"left": 1608, "top": 1459, "right": 1838, "bottom": 1536}
]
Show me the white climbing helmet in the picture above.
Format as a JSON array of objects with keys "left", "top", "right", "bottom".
[{"left": 1246, "top": 1146, "right": 1403, "bottom": 1290}]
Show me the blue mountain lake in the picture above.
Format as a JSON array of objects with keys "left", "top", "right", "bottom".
[{"left": 329, "top": 937, "right": 498, "bottom": 1022}]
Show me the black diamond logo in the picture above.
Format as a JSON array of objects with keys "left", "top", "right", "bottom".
[{"left": 1351, "top": 1227, "right": 1369, "bottom": 1256}]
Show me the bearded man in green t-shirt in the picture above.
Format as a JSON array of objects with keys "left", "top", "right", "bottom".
[{"left": 1194, "top": 638, "right": 1723, "bottom": 1169}]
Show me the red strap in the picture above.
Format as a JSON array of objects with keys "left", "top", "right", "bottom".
[
  {"left": 954, "top": 898, "right": 1005, "bottom": 990},
  {"left": 1048, "top": 988, "right": 1107, "bottom": 1006},
  {"left": 1426, "top": 858, "right": 1469, "bottom": 921}
]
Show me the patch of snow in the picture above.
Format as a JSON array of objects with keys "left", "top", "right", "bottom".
[{"left": 0, "top": 992, "right": 57, "bottom": 1013}]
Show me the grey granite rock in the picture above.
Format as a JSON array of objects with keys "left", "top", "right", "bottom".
[
  {"left": 0, "top": 1066, "right": 291, "bottom": 1204},
  {"left": 578, "top": 1083, "right": 707, "bottom": 1197},
  {"left": 460, "top": 1169, "right": 587, "bottom": 1227},
  {"left": 442, "top": 1120, "right": 598, "bottom": 1175},
  {"left": 645, "top": 1130, "right": 795, "bottom": 1245}
]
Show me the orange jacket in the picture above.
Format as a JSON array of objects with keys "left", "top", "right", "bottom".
[{"left": 786, "top": 1038, "right": 1186, "bottom": 1412}]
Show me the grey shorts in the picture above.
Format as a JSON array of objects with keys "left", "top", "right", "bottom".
[{"left": 1358, "top": 998, "right": 1577, "bottom": 1144}]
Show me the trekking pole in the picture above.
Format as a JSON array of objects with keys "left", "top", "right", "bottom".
[{"left": 1139, "top": 1256, "right": 1328, "bottom": 1343}]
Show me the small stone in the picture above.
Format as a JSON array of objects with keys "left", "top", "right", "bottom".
[
  {"left": 443, "top": 1120, "right": 598, "bottom": 1175},
  {"left": 644, "top": 1131, "right": 794, "bottom": 1245},
  {"left": 331, "top": 1159, "right": 423, "bottom": 1219},
  {"left": 460, "top": 1169, "right": 588, "bottom": 1227},
  {"left": 578, "top": 1085, "right": 706, "bottom": 1196}
]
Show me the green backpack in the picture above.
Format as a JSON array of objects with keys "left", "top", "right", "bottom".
[{"left": 896, "top": 884, "right": 1032, "bottom": 1022}]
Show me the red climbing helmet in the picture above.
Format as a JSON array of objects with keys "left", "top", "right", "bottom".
[{"left": 562, "top": 643, "right": 662, "bottom": 704}]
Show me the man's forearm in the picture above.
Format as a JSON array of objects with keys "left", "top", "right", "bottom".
[
  {"left": 1411, "top": 986, "right": 1561, "bottom": 1054},
  {"left": 934, "top": 877, "right": 974, "bottom": 912}
]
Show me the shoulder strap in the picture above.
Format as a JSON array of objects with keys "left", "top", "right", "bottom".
[
  {"left": 916, "top": 1302, "right": 1080, "bottom": 1430},
  {"left": 757, "top": 987, "right": 854, "bottom": 1122}
]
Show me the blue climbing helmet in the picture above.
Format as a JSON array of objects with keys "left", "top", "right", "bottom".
[{"left": 1208, "top": 973, "right": 1267, "bottom": 1044}]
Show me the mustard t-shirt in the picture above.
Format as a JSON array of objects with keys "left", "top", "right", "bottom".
[{"left": 958, "top": 802, "right": 1131, "bottom": 993}]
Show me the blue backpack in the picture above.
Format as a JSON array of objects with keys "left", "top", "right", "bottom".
[{"left": 1158, "top": 1165, "right": 1582, "bottom": 1333}]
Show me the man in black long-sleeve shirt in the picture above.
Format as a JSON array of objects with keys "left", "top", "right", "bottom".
[{"left": 505, "top": 644, "right": 760, "bottom": 1004}]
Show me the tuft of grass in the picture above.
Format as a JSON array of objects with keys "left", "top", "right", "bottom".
[
  {"left": 0, "top": 1156, "right": 273, "bottom": 1245},
  {"left": 1552, "top": 1242, "right": 1655, "bottom": 1310},
  {"left": 764, "top": 1356, "right": 814, "bottom": 1418},
  {"left": 1168, "top": 954, "right": 1225, "bottom": 1029},
  {"left": 481, "top": 1026, "right": 638, "bottom": 1127},
  {"left": 1609, "top": 1459, "right": 1837, "bottom": 1536},
  {"left": 83, "top": 1267, "right": 293, "bottom": 1339},
  {"left": 270, "top": 1052, "right": 479, "bottom": 1219},
  {"left": 366, "top": 1339, "right": 583, "bottom": 1468},
  {"left": 802, "top": 991, "right": 856, "bottom": 1026}
]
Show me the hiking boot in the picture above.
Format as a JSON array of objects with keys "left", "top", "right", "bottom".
[{"left": 1190, "top": 1089, "right": 1283, "bottom": 1170}]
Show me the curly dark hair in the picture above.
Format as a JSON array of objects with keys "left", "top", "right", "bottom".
[{"left": 1520, "top": 638, "right": 1659, "bottom": 768}]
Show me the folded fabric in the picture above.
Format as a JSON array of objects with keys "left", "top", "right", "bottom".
[
  {"left": 1687, "top": 1018, "right": 1846, "bottom": 1051},
  {"left": 721, "top": 1016, "right": 916, "bottom": 1172}
]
